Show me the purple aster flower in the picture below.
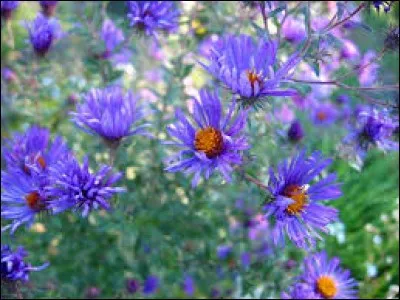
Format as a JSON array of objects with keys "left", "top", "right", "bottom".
[
  {"left": 281, "top": 283, "right": 319, "bottom": 299},
  {"left": 143, "top": 275, "right": 159, "bottom": 295},
  {"left": 26, "top": 13, "right": 62, "bottom": 56},
  {"left": 274, "top": 103, "right": 295, "bottom": 124},
  {"left": 1, "top": 169, "right": 48, "bottom": 234},
  {"left": 182, "top": 275, "right": 195, "bottom": 296},
  {"left": 216, "top": 244, "right": 232, "bottom": 260},
  {"left": 71, "top": 86, "right": 151, "bottom": 147},
  {"left": 264, "top": 150, "right": 341, "bottom": 249},
  {"left": 240, "top": 252, "right": 251, "bottom": 268},
  {"left": 345, "top": 107, "right": 398, "bottom": 158},
  {"left": 200, "top": 35, "right": 300, "bottom": 105},
  {"left": 298, "top": 251, "right": 358, "bottom": 299},
  {"left": 336, "top": 94, "right": 351, "bottom": 105},
  {"left": 311, "top": 101, "right": 338, "bottom": 126},
  {"left": 2, "top": 125, "right": 70, "bottom": 176},
  {"left": 372, "top": 1, "right": 395, "bottom": 13},
  {"left": 45, "top": 155, "right": 126, "bottom": 217},
  {"left": 1, "top": 67, "right": 17, "bottom": 83},
  {"left": 1, "top": 245, "right": 49, "bottom": 282},
  {"left": 39, "top": 1, "right": 58, "bottom": 17},
  {"left": 1, "top": 1, "right": 19, "bottom": 20},
  {"left": 126, "top": 1, "right": 180, "bottom": 37},
  {"left": 126, "top": 278, "right": 140, "bottom": 294},
  {"left": 287, "top": 119, "right": 304, "bottom": 143},
  {"left": 164, "top": 89, "right": 249, "bottom": 187},
  {"left": 282, "top": 17, "right": 306, "bottom": 44}
]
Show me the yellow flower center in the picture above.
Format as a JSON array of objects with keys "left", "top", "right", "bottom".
[
  {"left": 317, "top": 275, "right": 338, "bottom": 299},
  {"left": 317, "top": 111, "right": 327, "bottom": 121},
  {"left": 25, "top": 191, "right": 41, "bottom": 210},
  {"left": 194, "top": 127, "right": 224, "bottom": 158},
  {"left": 247, "top": 70, "right": 263, "bottom": 92},
  {"left": 283, "top": 185, "right": 308, "bottom": 215}
]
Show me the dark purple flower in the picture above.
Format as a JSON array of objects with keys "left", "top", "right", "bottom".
[
  {"left": 99, "top": 19, "right": 127, "bottom": 61},
  {"left": 336, "top": 94, "right": 351, "bottom": 105},
  {"left": 1, "top": 1, "right": 19, "bottom": 20},
  {"left": 287, "top": 120, "right": 304, "bottom": 143},
  {"left": 385, "top": 26, "right": 399, "bottom": 51},
  {"left": 282, "top": 17, "right": 306, "bottom": 44},
  {"left": 143, "top": 275, "right": 159, "bottom": 295},
  {"left": 126, "top": 278, "right": 140, "bottom": 294},
  {"left": 46, "top": 155, "right": 126, "bottom": 217},
  {"left": 71, "top": 86, "right": 151, "bottom": 145},
  {"left": 298, "top": 251, "right": 358, "bottom": 299},
  {"left": 26, "top": 13, "right": 62, "bottom": 56},
  {"left": 264, "top": 150, "right": 341, "bottom": 249},
  {"left": 126, "top": 1, "right": 180, "bottom": 37},
  {"left": 39, "top": 1, "right": 58, "bottom": 17},
  {"left": 165, "top": 89, "right": 249, "bottom": 187},
  {"left": 345, "top": 107, "right": 398, "bottom": 158},
  {"left": 1, "top": 245, "right": 49, "bottom": 282},
  {"left": 182, "top": 275, "right": 195, "bottom": 296},
  {"left": 372, "top": 1, "right": 395, "bottom": 13},
  {"left": 200, "top": 35, "right": 300, "bottom": 104},
  {"left": 240, "top": 252, "right": 251, "bottom": 268}
]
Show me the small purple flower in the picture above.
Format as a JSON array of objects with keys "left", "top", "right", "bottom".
[
  {"left": 26, "top": 13, "right": 62, "bottom": 56},
  {"left": 264, "top": 150, "right": 341, "bottom": 249},
  {"left": 182, "top": 275, "right": 195, "bottom": 296},
  {"left": 1, "top": 1, "right": 19, "bottom": 20},
  {"left": 1, "top": 67, "right": 17, "bottom": 82},
  {"left": 372, "top": 1, "right": 395, "bottom": 13},
  {"left": 143, "top": 275, "right": 159, "bottom": 295},
  {"left": 240, "top": 252, "right": 251, "bottom": 268},
  {"left": 201, "top": 35, "right": 300, "bottom": 104},
  {"left": 2, "top": 125, "right": 70, "bottom": 176},
  {"left": 274, "top": 103, "right": 295, "bottom": 124},
  {"left": 165, "top": 89, "right": 249, "bottom": 187},
  {"left": 287, "top": 119, "right": 304, "bottom": 143},
  {"left": 39, "top": 1, "right": 58, "bottom": 17},
  {"left": 216, "top": 244, "right": 232, "bottom": 260},
  {"left": 298, "top": 251, "right": 358, "bottom": 299},
  {"left": 282, "top": 17, "right": 306, "bottom": 44},
  {"left": 1, "top": 169, "right": 49, "bottom": 234},
  {"left": 85, "top": 286, "right": 101, "bottom": 299},
  {"left": 281, "top": 283, "right": 319, "bottom": 299},
  {"left": 71, "top": 86, "right": 151, "bottom": 146},
  {"left": 311, "top": 101, "right": 338, "bottom": 126},
  {"left": 1, "top": 245, "right": 49, "bottom": 282},
  {"left": 99, "top": 19, "right": 127, "bottom": 62},
  {"left": 336, "top": 94, "right": 351, "bottom": 105},
  {"left": 126, "top": 278, "right": 140, "bottom": 294},
  {"left": 345, "top": 107, "right": 398, "bottom": 158},
  {"left": 46, "top": 155, "right": 126, "bottom": 217},
  {"left": 126, "top": 1, "right": 180, "bottom": 37}
]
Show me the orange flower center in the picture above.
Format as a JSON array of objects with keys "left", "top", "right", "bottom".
[
  {"left": 283, "top": 185, "right": 308, "bottom": 215},
  {"left": 317, "top": 111, "right": 327, "bottom": 121},
  {"left": 247, "top": 70, "right": 263, "bottom": 92},
  {"left": 25, "top": 191, "right": 41, "bottom": 210},
  {"left": 316, "top": 275, "right": 338, "bottom": 299},
  {"left": 22, "top": 155, "right": 46, "bottom": 175},
  {"left": 194, "top": 127, "right": 224, "bottom": 158}
]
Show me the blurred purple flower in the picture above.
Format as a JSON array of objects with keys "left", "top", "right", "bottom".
[
  {"left": 1, "top": 245, "right": 49, "bottom": 282},
  {"left": 216, "top": 244, "right": 232, "bottom": 260},
  {"left": 264, "top": 150, "right": 341, "bottom": 249},
  {"left": 1, "top": 67, "right": 17, "bottom": 82},
  {"left": 1, "top": 1, "right": 19, "bottom": 20},
  {"left": 287, "top": 119, "right": 304, "bottom": 143},
  {"left": 26, "top": 13, "right": 62, "bottom": 56},
  {"left": 71, "top": 86, "right": 151, "bottom": 146},
  {"left": 274, "top": 103, "right": 295, "bottom": 124},
  {"left": 165, "top": 89, "right": 249, "bottom": 187},
  {"left": 201, "top": 34, "right": 300, "bottom": 104},
  {"left": 345, "top": 107, "right": 398, "bottom": 158},
  {"left": 372, "top": 1, "right": 395, "bottom": 13},
  {"left": 182, "top": 275, "right": 195, "bottom": 296},
  {"left": 240, "top": 252, "right": 251, "bottom": 268},
  {"left": 39, "top": 1, "right": 58, "bottom": 17},
  {"left": 126, "top": 1, "right": 180, "bottom": 37},
  {"left": 143, "top": 275, "right": 159, "bottom": 295},
  {"left": 282, "top": 17, "right": 306, "bottom": 44},
  {"left": 282, "top": 283, "right": 318, "bottom": 299},
  {"left": 85, "top": 286, "right": 101, "bottom": 299},
  {"left": 340, "top": 39, "right": 360, "bottom": 61},
  {"left": 311, "top": 101, "right": 338, "bottom": 126},
  {"left": 46, "top": 155, "right": 126, "bottom": 217},
  {"left": 358, "top": 51, "right": 379, "bottom": 87}
]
